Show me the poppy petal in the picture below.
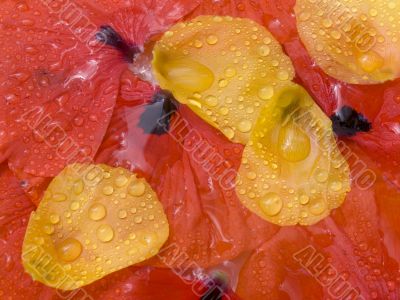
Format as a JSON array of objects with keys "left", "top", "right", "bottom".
[
  {"left": 22, "top": 164, "right": 169, "bottom": 290},
  {"left": 236, "top": 84, "right": 350, "bottom": 225},
  {"left": 0, "top": 0, "right": 201, "bottom": 180}
]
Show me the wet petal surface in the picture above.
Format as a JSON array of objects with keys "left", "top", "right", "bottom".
[
  {"left": 0, "top": 0, "right": 201, "bottom": 181},
  {"left": 295, "top": 0, "right": 400, "bottom": 84},
  {"left": 22, "top": 164, "right": 169, "bottom": 290},
  {"left": 236, "top": 84, "right": 350, "bottom": 225},
  {"left": 152, "top": 15, "right": 294, "bottom": 144}
]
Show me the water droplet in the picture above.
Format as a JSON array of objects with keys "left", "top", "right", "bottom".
[
  {"left": 330, "top": 181, "right": 342, "bottom": 191},
  {"left": 259, "top": 193, "right": 283, "bottom": 216},
  {"left": 96, "top": 224, "right": 114, "bottom": 242},
  {"left": 206, "top": 35, "right": 218, "bottom": 45},
  {"left": 49, "top": 213, "right": 60, "bottom": 224},
  {"left": 238, "top": 119, "right": 253, "bottom": 133},
  {"left": 258, "top": 45, "right": 271, "bottom": 56},
  {"left": 369, "top": 8, "right": 378, "bottom": 17},
  {"left": 43, "top": 224, "right": 55, "bottom": 235},
  {"left": 315, "top": 169, "right": 329, "bottom": 183},
  {"left": 73, "top": 179, "right": 84, "bottom": 195},
  {"left": 118, "top": 210, "right": 127, "bottom": 219},
  {"left": 246, "top": 171, "right": 257, "bottom": 180},
  {"left": 56, "top": 238, "right": 82, "bottom": 262},
  {"left": 88, "top": 203, "right": 107, "bottom": 221},
  {"left": 73, "top": 116, "right": 84, "bottom": 127},
  {"left": 115, "top": 175, "right": 128, "bottom": 187},
  {"left": 358, "top": 51, "right": 384, "bottom": 73},
  {"left": 310, "top": 201, "right": 327, "bottom": 215},
  {"left": 224, "top": 67, "right": 237, "bottom": 78},
  {"left": 53, "top": 193, "right": 67, "bottom": 202},
  {"left": 70, "top": 201, "right": 80, "bottom": 211},
  {"left": 128, "top": 182, "right": 146, "bottom": 197},
  {"left": 222, "top": 127, "right": 235, "bottom": 139},
  {"left": 299, "top": 195, "right": 310, "bottom": 205},
  {"left": 218, "top": 79, "right": 228, "bottom": 88},
  {"left": 258, "top": 86, "right": 274, "bottom": 100},
  {"left": 322, "top": 19, "right": 333, "bottom": 28},
  {"left": 194, "top": 40, "right": 203, "bottom": 48},
  {"left": 102, "top": 186, "right": 114, "bottom": 195},
  {"left": 205, "top": 95, "right": 218, "bottom": 107},
  {"left": 277, "top": 70, "right": 290, "bottom": 81},
  {"left": 330, "top": 30, "right": 341, "bottom": 40},
  {"left": 134, "top": 216, "right": 143, "bottom": 224}
]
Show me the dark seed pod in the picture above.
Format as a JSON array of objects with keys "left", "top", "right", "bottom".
[
  {"left": 200, "top": 271, "right": 229, "bottom": 300},
  {"left": 96, "top": 25, "right": 140, "bottom": 62},
  {"left": 331, "top": 106, "right": 371, "bottom": 137},
  {"left": 138, "top": 90, "right": 179, "bottom": 135}
]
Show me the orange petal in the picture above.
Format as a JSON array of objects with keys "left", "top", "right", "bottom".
[
  {"left": 22, "top": 164, "right": 169, "bottom": 290},
  {"left": 236, "top": 84, "right": 350, "bottom": 225},
  {"left": 295, "top": 0, "right": 400, "bottom": 84},
  {"left": 152, "top": 15, "right": 294, "bottom": 144}
]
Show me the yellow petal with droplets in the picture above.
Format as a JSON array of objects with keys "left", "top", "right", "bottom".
[
  {"left": 236, "top": 84, "right": 350, "bottom": 226},
  {"left": 295, "top": 0, "right": 400, "bottom": 84},
  {"left": 22, "top": 164, "right": 169, "bottom": 290},
  {"left": 152, "top": 15, "right": 294, "bottom": 144}
]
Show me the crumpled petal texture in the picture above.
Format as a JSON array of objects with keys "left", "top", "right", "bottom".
[{"left": 0, "top": 0, "right": 201, "bottom": 181}]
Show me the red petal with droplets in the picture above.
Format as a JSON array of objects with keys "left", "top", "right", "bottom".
[{"left": 0, "top": 0, "right": 201, "bottom": 181}]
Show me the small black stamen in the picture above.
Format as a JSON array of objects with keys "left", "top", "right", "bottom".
[
  {"left": 200, "top": 272, "right": 229, "bottom": 300},
  {"left": 138, "top": 90, "right": 179, "bottom": 135},
  {"left": 330, "top": 105, "right": 371, "bottom": 137},
  {"left": 96, "top": 25, "right": 140, "bottom": 62}
]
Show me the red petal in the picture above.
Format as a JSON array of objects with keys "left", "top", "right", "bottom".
[
  {"left": 0, "top": 0, "right": 201, "bottom": 180},
  {"left": 73, "top": 267, "right": 198, "bottom": 300}
]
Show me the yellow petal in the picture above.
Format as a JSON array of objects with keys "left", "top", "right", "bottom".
[
  {"left": 22, "top": 164, "right": 169, "bottom": 290},
  {"left": 236, "top": 84, "right": 350, "bottom": 226},
  {"left": 295, "top": 0, "right": 400, "bottom": 84},
  {"left": 152, "top": 15, "right": 294, "bottom": 144}
]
